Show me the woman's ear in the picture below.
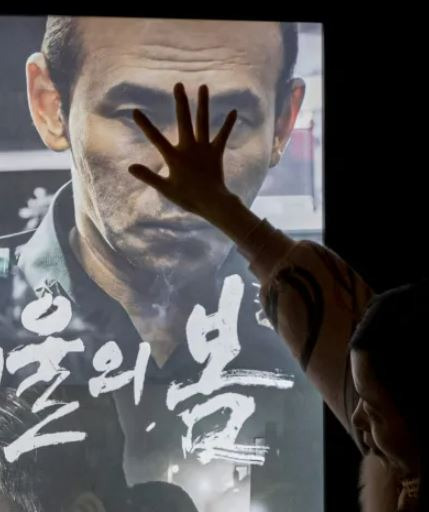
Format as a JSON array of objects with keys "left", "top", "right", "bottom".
[
  {"left": 269, "top": 77, "right": 305, "bottom": 167},
  {"left": 26, "top": 52, "right": 70, "bottom": 151}
]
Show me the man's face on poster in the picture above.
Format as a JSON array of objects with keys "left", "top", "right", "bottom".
[{"left": 28, "top": 18, "right": 303, "bottom": 282}]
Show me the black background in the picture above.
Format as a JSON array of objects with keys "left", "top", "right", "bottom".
[{"left": 323, "top": 13, "right": 426, "bottom": 512}]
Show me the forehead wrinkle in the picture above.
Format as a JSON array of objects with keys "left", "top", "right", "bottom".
[
  {"left": 82, "top": 62, "right": 264, "bottom": 103},
  {"left": 84, "top": 47, "right": 249, "bottom": 75},
  {"left": 79, "top": 18, "right": 283, "bottom": 66},
  {"left": 76, "top": 33, "right": 280, "bottom": 112},
  {"left": 141, "top": 43, "right": 247, "bottom": 62}
]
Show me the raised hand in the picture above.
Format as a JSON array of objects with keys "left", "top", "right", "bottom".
[{"left": 129, "top": 83, "right": 238, "bottom": 220}]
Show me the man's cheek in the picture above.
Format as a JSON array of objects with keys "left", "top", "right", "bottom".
[
  {"left": 82, "top": 114, "right": 135, "bottom": 157},
  {"left": 224, "top": 152, "right": 270, "bottom": 204},
  {"left": 83, "top": 131, "right": 141, "bottom": 180}
]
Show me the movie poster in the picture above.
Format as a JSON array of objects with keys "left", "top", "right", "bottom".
[{"left": 0, "top": 17, "right": 324, "bottom": 512}]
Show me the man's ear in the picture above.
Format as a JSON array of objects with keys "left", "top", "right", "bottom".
[
  {"left": 69, "top": 492, "right": 106, "bottom": 512},
  {"left": 26, "top": 52, "right": 70, "bottom": 151},
  {"left": 270, "top": 77, "right": 305, "bottom": 168}
]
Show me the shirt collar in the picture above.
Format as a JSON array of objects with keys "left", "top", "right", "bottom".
[{"left": 17, "top": 180, "right": 112, "bottom": 312}]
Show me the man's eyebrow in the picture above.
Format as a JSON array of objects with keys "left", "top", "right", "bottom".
[
  {"left": 99, "top": 82, "right": 263, "bottom": 114},
  {"left": 210, "top": 89, "right": 263, "bottom": 114},
  {"left": 100, "top": 82, "right": 172, "bottom": 107}
]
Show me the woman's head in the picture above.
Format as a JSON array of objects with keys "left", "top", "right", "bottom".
[{"left": 349, "top": 280, "right": 428, "bottom": 478}]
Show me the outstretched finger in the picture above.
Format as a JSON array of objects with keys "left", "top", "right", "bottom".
[
  {"left": 174, "top": 83, "right": 195, "bottom": 145},
  {"left": 212, "top": 110, "right": 237, "bottom": 152},
  {"left": 133, "top": 110, "right": 174, "bottom": 157},
  {"left": 196, "top": 84, "right": 209, "bottom": 143}
]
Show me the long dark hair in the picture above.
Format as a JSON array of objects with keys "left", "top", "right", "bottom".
[{"left": 349, "top": 279, "right": 429, "bottom": 510}]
